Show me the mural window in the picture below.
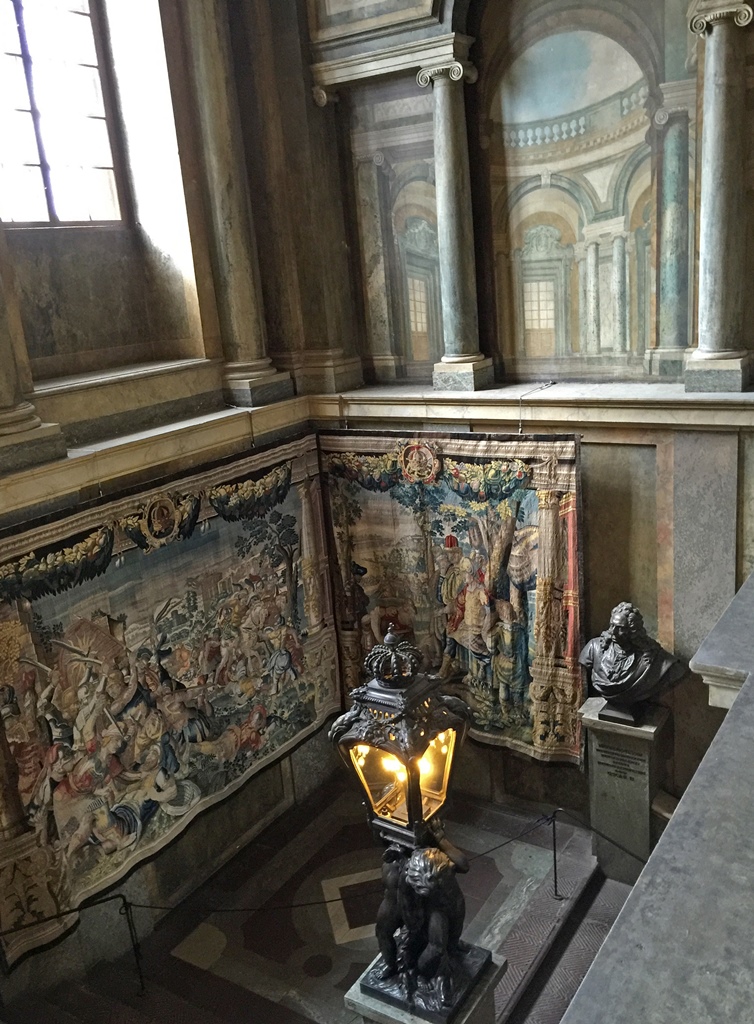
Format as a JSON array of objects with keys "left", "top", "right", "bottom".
[
  {"left": 406, "top": 272, "right": 431, "bottom": 361},
  {"left": 523, "top": 280, "right": 555, "bottom": 330},
  {"left": 0, "top": 0, "right": 124, "bottom": 223},
  {"left": 408, "top": 273, "right": 429, "bottom": 333}
]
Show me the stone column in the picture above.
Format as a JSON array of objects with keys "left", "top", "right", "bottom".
[
  {"left": 182, "top": 0, "right": 292, "bottom": 406},
  {"left": 585, "top": 241, "right": 601, "bottom": 354},
  {"left": 612, "top": 234, "right": 629, "bottom": 354},
  {"left": 686, "top": 2, "right": 753, "bottom": 391},
  {"left": 575, "top": 245, "right": 587, "bottom": 354},
  {"left": 0, "top": 234, "right": 65, "bottom": 474},
  {"left": 648, "top": 111, "right": 690, "bottom": 377},
  {"left": 417, "top": 62, "right": 493, "bottom": 391}
]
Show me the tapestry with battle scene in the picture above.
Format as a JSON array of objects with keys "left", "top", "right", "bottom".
[
  {"left": 0, "top": 435, "right": 337, "bottom": 966},
  {"left": 320, "top": 432, "right": 583, "bottom": 764}
]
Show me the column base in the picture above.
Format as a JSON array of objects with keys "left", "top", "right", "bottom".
[
  {"left": 276, "top": 349, "right": 364, "bottom": 395},
  {"left": 684, "top": 351, "right": 754, "bottom": 392},
  {"left": 432, "top": 357, "right": 494, "bottom": 392},
  {"left": 223, "top": 363, "right": 294, "bottom": 408},
  {"left": 644, "top": 348, "right": 687, "bottom": 379},
  {"left": 0, "top": 402, "right": 66, "bottom": 474},
  {"left": 363, "top": 354, "right": 400, "bottom": 384}
]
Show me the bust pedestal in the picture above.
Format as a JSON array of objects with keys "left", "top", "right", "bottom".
[
  {"left": 579, "top": 697, "right": 670, "bottom": 884},
  {"left": 345, "top": 954, "right": 506, "bottom": 1024}
]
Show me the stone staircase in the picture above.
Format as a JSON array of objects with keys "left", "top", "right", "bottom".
[
  {"left": 2, "top": 873, "right": 630, "bottom": 1024},
  {"left": 0, "top": 783, "right": 632, "bottom": 1024},
  {"left": 3, "top": 955, "right": 314, "bottom": 1024}
]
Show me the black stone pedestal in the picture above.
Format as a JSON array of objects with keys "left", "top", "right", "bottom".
[{"left": 347, "top": 947, "right": 504, "bottom": 1024}]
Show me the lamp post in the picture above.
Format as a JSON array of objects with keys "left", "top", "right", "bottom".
[{"left": 330, "top": 628, "right": 492, "bottom": 1022}]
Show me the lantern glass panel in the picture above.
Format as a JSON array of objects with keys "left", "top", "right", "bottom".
[
  {"left": 419, "top": 729, "right": 457, "bottom": 820},
  {"left": 350, "top": 744, "right": 409, "bottom": 824}
]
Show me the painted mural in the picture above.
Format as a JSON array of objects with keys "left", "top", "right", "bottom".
[
  {"left": 321, "top": 432, "right": 583, "bottom": 764},
  {"left": 493, "top": 31, "right": 652, "bottom": 375},
  {"left": 347, "top": 0, "right": 697, "bottom": 383},
  {"left": 351, "top": 77, "right": 441, "bottom": 382},
  {"left": 0, "top": 436, "right": 337, "bottom": 965},
  {"left": 484, "top": 0, "right": 697, "bottom": 380}
]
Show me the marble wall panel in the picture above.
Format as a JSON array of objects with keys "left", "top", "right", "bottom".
[
  {"left": 668, "top": 431, "right": 735, "bottom": 792},
  {"left": 581, "top": 442, "right": 658, "bottom": 640},
  {"left": 738, "top": 432, "right": 754, "bottom": 587},
  {"left": 7, "top": 227, "right": 194, "bottom": 377}
]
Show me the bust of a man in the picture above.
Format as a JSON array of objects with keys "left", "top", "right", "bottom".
[{"left": 579, "top": 602, "right": 686, "bottom": 717}]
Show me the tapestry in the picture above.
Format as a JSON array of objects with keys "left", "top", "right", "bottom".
[
  {"left": 320, "top": 432, "right": 583, "bottom": 764},
  {"left": 0, "top": 435, "right": 337, "bottom": 966}
]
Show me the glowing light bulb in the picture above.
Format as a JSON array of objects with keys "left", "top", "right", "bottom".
[
  {"left": 382, "top": 755, "right": 402, "bottom": 773},
  {"left": 419, "top": 757, "right": 431, "bottom": 775},
  {"left": 441, "top": 745, "right": 448, "bottom": 754},
  {"left": 356, "top": 745, "right": 370, "bottom": 756}
]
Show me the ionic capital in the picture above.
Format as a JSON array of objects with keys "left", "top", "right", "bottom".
[
  {"left": 312, "top": 85, "right": 339, "bottom": 107},
  {"left": 416, "top": 61, "right": 478, "bottom": 88},
  {"left": 689, "top": 1, "right": 753, "bottom": 34}
]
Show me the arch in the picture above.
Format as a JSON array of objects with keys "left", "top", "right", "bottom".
[
  {"left": 389, "top": 162, "right": 434, "bottom": 207},
  {"left": 612, "top": 144, "right": 652, "bottom": 221},
  {"left": 392, "top": 178, "right": 437, "bottom": 235},
  {"left": 495, "top": 174, "right": 597, "bottom": 233},
  {"left": 478, "top": 2, "right": 662, "bottom": 120},
  {"left": 449, "top": 0, "right": 473, "bottom": 32}
]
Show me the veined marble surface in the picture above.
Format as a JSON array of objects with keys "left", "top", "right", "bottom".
[
  {"left": 5, "top": 379, "right": 754, "bottom": 524},
  {"left": 560, "top": 670, "right": 754, "bottom": 1023}
]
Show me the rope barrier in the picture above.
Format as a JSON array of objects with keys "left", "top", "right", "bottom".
[{"left": 0, "top": 807, "right": 647, "bottom": 998}]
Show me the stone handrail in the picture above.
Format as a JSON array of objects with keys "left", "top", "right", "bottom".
[
  {"left": 559, "top": 572, "right": 754, "bottom": 1023},
  {"left": 688, "top": 568, "right": 754, "bottom": 708}
]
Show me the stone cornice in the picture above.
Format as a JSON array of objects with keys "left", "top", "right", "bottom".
[
  {"left": 310, "top": 32, "right": 471, "bottom": 87},
  {"left": 689, "top": 1, "right": 753, "bottom": 34}
]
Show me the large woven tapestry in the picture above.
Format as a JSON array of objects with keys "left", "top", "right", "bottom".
[
  {"left": 321, "top": 432, "right": 583, "bottom": 764},
  {"left": 0, "top": 435, "right": 337, "bottom": 965}
]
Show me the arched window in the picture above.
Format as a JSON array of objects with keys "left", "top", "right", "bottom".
[{"left": 0, "top": 0, "right": 123, "bottom": 223}]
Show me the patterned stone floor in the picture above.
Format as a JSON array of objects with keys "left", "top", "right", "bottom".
[{"left": 4, "top": 777, "right": 626, "bottom": 1024}]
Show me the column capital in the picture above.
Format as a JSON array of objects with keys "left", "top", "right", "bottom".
[
  {"left": 689, "top": 1, "right": 753, "bottom": 34},
  {"left": 416, "top": 61, "right": 478, "bottom": 88},
  {"left": 312, "top": 85, "right": 339, "bottom": 107}
]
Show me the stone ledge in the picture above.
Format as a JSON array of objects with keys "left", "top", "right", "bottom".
[
  {"left": 32, "top": 358, "right": 226, "bottom": 446},
  {"left": 560, "top": 670, "right": 754, "bottom": 1023},
  {"left": 310, "top": 381, "right": 754, "bottom": 430},
  {"left": 689, "top": 569, "right": 754, "bottom": 708}
]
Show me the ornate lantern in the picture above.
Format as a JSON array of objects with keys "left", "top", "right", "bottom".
[
  {"left": 330, "top": 629, "right": 492, "bottom": 1022},
  {"left": 330, "top": 629, "right": 469, "bottom": 850}
]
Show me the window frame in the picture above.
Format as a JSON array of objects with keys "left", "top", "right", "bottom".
[{"left": 2, "top": 0, "right": 132, "bottom": 229}]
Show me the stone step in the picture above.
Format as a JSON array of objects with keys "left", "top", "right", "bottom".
[
  {"left": 494, "top": 852, "right": 600, "bottom": 1023},
  {"left": 45, "top": 977, "right": 159, "bottom": 1024},
  {"left": 506, "top": 875, "right": 632, "bottom": 1024},
  {"left": 158, "top": 954, "right": 315, "bottom": 1024},
  {"left": 86, "top": 960, "right": 234, "bottom": 1024},
  {"left": 3, "top": 998, "right": 82, "bottom": 1024}
]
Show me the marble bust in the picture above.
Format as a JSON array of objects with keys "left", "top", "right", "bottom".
[{"left": 579, "top": 602, "right": 686, "bottom": 720}]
